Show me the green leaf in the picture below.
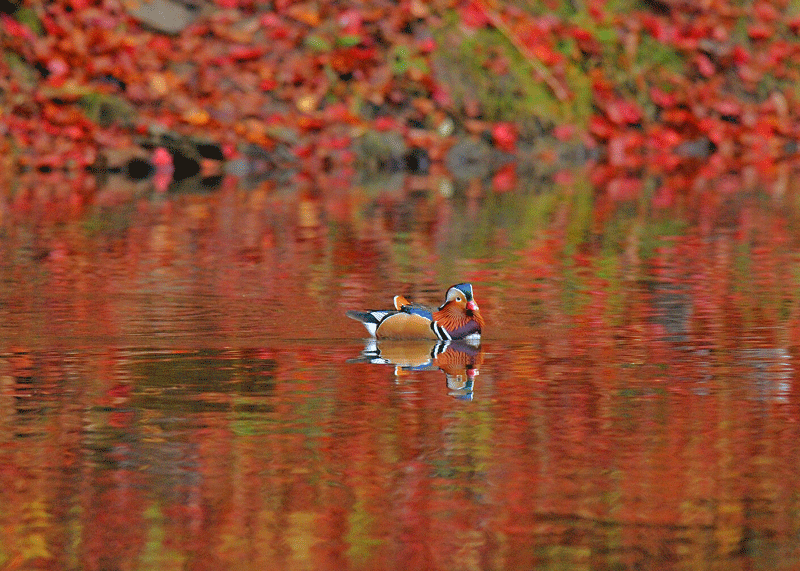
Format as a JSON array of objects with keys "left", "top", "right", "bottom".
[
  {"left": 391, "top": 46, "right": 411, "bottom": 74},
  {"left": 595, "top": 27, "right": 617, "bottom": 44},
  {"left": 15, "top": 7, "right": 43, "bottom": 35},
  {"left": 305, "top": 35, "right": 332, "bottom": 52},
  {"left": 337, "top": 34, "right": 362, "bottom": 47}
]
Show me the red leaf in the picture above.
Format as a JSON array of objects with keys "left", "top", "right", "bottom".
[
  {"left": 588, "top": 0, "right": 606, "bottom": 20},
  {"left": 374, "top": 116, "right": 399, "bottom": 131},
  {"left": 747, "top": 23, "right": 772, "bottom": 40},
  {"left": 696, "top": 54, "right": 715, "bottom": 77},
  {"left": 260, "top": 13, "right": 282, "bottom": 27},
  {"left": 148, "top": 36, "right": 174, "bottom": 55},
  {"left": 229, "top": 46, "right": 263, "bottom": 61},
  {"left": 432, "top": 86, "right": 452, "bottom": 107},
  {"left": 605, "top": 99, "right": 642, "bottom": 125},
  {"left": 642, "top": 15, "right": 674, "bottom": 43},
  {"left": 41, "top": 14, "right": 61, "bottom": 36},
  {"left": 323, "top": 135, "right": 351, "bottom": 150},
  {"left": 492, "top": 164, "right": 517, "bottom": 192},
  {"left": 418, "top": 38, "right": 436, "bottom": 53},
  {"left": 460, "top": 2, "right": 490, "bottom": 29},
  {"left": 553, "top": 124, "right": 575, "bottom": 141},
  {"left": 297, "top": 116, "right": 324, "bottom": 131},
  {"left": 650, "top": 87, "right": 678, "bottom": 108},
  {"left": 589, "top": 115, "right": 614, "bottom": 140},
  {"left": 606, "top": 176, "right": 642, "bottom": 201},
  {"left": 698, "top": 117, "right": 727, "bottom": 144},
  {"left": 1, "top": 15, "right": 34, "bottom": 40},
  {"left": 63, "top": 125, "right": 83, "bottom": 140},
  {"left": 753, "top": 2, "right": 779, "bottom": 22},
  {"left": 492, "top": 122, "right": 518, "bottom": 152},
  {"left": 532, "top": 43, "right": 562, "bottom": 66},
  {"left": 152, "top": 147, "right": 173, "bottom": 169},
  {"left": 337, "top": 8, "right": 363, "bottom": 34},
  {"left": 662, "top": 108, "right": 693, "bottom": 125},
  {"left": 47, "top": 58, "right": 69, "bottom": 78},
  {"left": 652, "top": 184, "right": 675, "bottom": 208},
  {"left": 732, "top": 45, "right": 750, "bottom": 64},
  {"left": 714, "top": 100, "right": 741, "bottom": 117},
  {"left": 553, "top": 169, "right": 573, "bottom": 185},
  {"left": 568, "top": 27, "right": 594, "bottom": 42},
  {"left": 294, "top": 144, "right": 314, "bottom": 158}
]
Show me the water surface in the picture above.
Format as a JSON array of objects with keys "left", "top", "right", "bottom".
[{"left": 2, "top": 170, "right": 800, "bottom": 570}]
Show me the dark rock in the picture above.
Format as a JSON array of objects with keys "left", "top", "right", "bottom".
[
  {"left": 126, "top": 0, "right": 200, "bottom": 35},
  {"left": 674, "top": 137, "right": 714, "bottom": 159},
  {"left": 405, "top": 147, "right": 430, "bottom": 174},
  {"left": 125, "top": 157, "right": 155, "bottom": 180},
  {"left": 445, "top": 139, "right": 494, "bottom": 180},
  {"left": 356, "top": 131, "right": 407, "bottom": 173}
]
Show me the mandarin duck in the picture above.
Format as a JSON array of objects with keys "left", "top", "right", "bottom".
[{"left": 346, "top": 283, "right": 484, "bottom": 341}]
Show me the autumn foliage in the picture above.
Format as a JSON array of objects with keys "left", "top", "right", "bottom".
[{"left": 2, "top": 0, "right": 800, "bottom": 202}]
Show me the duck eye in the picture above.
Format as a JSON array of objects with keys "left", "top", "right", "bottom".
[{"left": 456, "top": 296, "right": 462, "bottom": 302}]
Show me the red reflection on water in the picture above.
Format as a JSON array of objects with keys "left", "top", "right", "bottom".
[
  {"left": 2, "top": 170, "right": 800, "bottom": 569},
  {"left": 0, "top": 342, "right": 797, "bottom": 570}
]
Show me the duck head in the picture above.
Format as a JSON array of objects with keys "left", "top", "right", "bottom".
[{"left": 432, "top": 283, "right": 485, "bottom": 339}]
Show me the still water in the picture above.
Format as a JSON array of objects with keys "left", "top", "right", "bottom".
[{"left": 2, "top": 169, "right": 800, "bottom": 570}]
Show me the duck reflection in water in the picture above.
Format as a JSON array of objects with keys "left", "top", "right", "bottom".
[{"left": 349, "top": 339, "right": 483, "bottom": 400}]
